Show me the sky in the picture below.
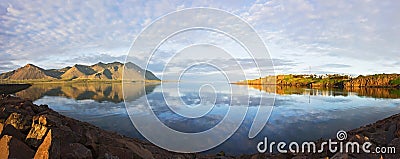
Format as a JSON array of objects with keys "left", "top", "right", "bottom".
[{"left": 0, "top": 0, "right": 399, "bottom": 80}]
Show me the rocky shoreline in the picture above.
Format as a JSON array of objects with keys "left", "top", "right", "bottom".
[
  {"left": 0, "top": 94, "right": 195, "bottom": 159},
  {"left": 235, "top": 74, "right": 400, "bottom": 88},
  {"left": 1, "top": 94, "right": 400, "bottom": 158}
]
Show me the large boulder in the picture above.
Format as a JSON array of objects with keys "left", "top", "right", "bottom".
[
  {"left": 26, "top": 115, "right": 49, "bottom": 148},
  {"left": 0, "top": 135, "right": 35, "bottom": 158},
  {"left": 5, "top": 112, "right": 30, "bottom": 131},
  {"left": 34, "top": 129, "right": 60, "bottom": 159}
]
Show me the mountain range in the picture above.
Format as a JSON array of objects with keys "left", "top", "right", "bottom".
[{"left": 0, "top": 62, "right": 159, "bottom": 81}]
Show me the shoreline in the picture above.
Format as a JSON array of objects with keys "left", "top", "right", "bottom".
[
  {"left": 234, "top": 73, "right": 400, "bottom": 88},
  {"left": 0, "top": 94, "right": 194, "bottom": 159},
  {"left": 232, "top": 83, "right": 400, "bottom": 88}
]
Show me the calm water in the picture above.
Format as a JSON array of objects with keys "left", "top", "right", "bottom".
[{"left": 14, "top": 82, "right": 400, "bottom": 155}]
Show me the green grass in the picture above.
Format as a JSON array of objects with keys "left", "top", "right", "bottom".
[
  {"left": 390, "top": 89, "right": 400, "bottom": 96},
  {"left": 390, "top": 78, "right": 400, "bottom": 85}
]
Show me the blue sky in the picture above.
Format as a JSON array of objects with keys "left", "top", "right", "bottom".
[{"left": 0, "top": 0, "right": 399, "bottom": 80}]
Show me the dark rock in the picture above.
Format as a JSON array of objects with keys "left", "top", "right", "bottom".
[
  {"left": 34, "top": 129, "right": 60, "bottom": 159},
  {"left": 62, "top": 143, "right": 93, "bottom": 159},
  {"left": 1, "top": 124, "right": 26, "bottom": 141},
  {"left": 32, "top": 104, "right": 49, "bottom": 114},
  {"left": 331, "top": 153, "right": 350, "bottom": 159}
]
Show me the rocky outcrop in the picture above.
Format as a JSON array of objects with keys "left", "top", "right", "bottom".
[
  {"left": 239, "top": 113, "right": 400, "bottom": 159},
  {"left": 0, "top": 95, "right": 194, "bottom": 159},
  {"left": 0, "top": 135, "right": 35, "bottom": 158},
  {"left": 344, "top": 74, "right": 400, "bottom": 87},
  {"left": 235, "top": 74, "right": 400, "bottom": 88}
]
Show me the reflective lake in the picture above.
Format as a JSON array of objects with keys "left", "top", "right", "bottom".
[{"left": 13, "top": 82, "right": 400, "bottom": 155}]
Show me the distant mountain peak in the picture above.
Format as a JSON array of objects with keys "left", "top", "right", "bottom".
[
  {"left": 24, "top": 63, "right": 40, "bottom": 68},
  {"left": 110, "top": 61, "right": 122, "bottom": 64},
  {"left": 93, "top": 62, "right": 106, "bottom": 66}
]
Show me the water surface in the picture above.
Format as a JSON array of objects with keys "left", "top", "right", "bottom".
[{"left": 14, "top": 82, "right": 400, "bottom": 155}]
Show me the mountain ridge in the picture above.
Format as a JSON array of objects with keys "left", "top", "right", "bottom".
[{"left": 0, "top": 62, "right": 159, "bottom": 81}]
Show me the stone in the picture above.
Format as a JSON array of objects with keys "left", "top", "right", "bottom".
[
  {"left": 62, "top": 143, "right": 93, "bottom": 159},
  {"left": 0, "top": 135, "right": 10, "bottom": 158},
  {"left": 97, "top": 144, "right": 142, "bottom": 159},
  {"left": 5, "top": 112, "right": 29, "bottom": 130},
  {"left": 331, "top": 153, "right": 349, "bottom": 159},
  {"left": 32, "top": 104, "right": 49, "bottom": 114},
  {"left": 26, "top": 115, "right": 49, "bottom": 148},
  {"left": 34, "top": 129, "right": 60, "bottom": 159},
  {"left": 0, "top": 122, "right": 3, "bottom": 135},
  {"left": 1, "top": 124, "right": 26, "bottom": 141},
  {"left": 0, "top": 135, "right": 35, "bottom": 158}
]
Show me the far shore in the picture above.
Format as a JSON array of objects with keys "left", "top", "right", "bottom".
[{"left": 234, "top": 73, "right": 400, "bottom": 88}]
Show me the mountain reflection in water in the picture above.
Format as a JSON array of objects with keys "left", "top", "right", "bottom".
[
  {"left": 15, "top": 82, "right": 158, "bottom": 103},
  {"left": 11, "top": 82, "right": 400, "bottom": 155}
]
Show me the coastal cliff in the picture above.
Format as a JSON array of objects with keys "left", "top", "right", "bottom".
[
  {"left": 235, "top": 74, "right": 400, "bottom": 88},
  {"left": 344, "top": 74, "right": 400, "bottom": 87}
]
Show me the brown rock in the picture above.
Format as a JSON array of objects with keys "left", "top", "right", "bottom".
[
  {"left": 1, "top": 124, "right": 26, "bottom": 141},
  {"left": 34, "top": 129, "right": 60, "bottom": 159},
  {"left": 5, "top": 112, "right": 29, "bottom": 130},
  {"left": 0, "top": 122, "right": 3, "bottom": 135},
  {"left": 97, "top": 144, "right": 142, "bottom": 159},
  {"left": 26, "top": 115, "right": 49, "bottom": 148},
  {"left": 32, "top": 104, "right": 49, "bottom": 114},
  {"left": 116, "top": 138, "right": 153, "bottom": 159},
  {"left": 0, "top": 135, "right": 35, "bottom": 158},
  {"left": 62, "top": 143, "right": 93, "bottom": 159},
  {"left": 331, "top": 153, "right": 349, "bottom": 159},
  {"left": 0, "top": 135, "right": 10, "bottom": 159},
  {"left": 344, "top": 74, "right": 400, "bottom": 87}
]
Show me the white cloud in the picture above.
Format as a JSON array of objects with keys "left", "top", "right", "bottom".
[{"left": 0, "top": 0, "right": 398, "bottom": 76}]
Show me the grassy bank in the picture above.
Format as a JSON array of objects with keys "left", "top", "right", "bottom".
[{"left": 235, "top": 74, "right": 400, "bottom": 88}]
